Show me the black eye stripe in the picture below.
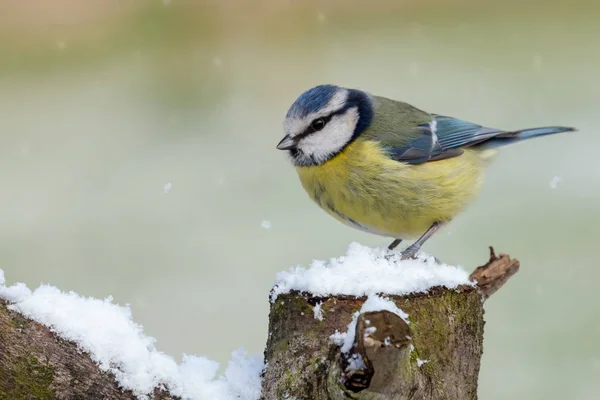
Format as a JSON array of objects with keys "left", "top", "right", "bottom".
[{"left": 295, "top": 114, "right": 334, "bottom": 140}]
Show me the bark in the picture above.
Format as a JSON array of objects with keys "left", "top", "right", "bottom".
[
  {"left": 0, "top": 300, "right": 176, "bottom": 400},
  {"left": 260, "top": 248, "right": 519, "bottom": 400}
]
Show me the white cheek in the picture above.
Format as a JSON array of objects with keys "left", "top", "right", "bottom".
[{"left": 298, "top": 108, "right": 358, "bottom": 163}]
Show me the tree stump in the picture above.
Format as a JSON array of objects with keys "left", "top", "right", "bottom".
[{"left": 260, "top": 248, "right": 519, "bottom": 400}]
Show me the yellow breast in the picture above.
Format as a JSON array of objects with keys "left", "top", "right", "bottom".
[{"left": 295, "top": 140, "right": 487, "bottom": 239}]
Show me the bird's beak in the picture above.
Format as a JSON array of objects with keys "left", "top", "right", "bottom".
[{"left": 276, "top": 135, "right": 296, "bottom": 150}]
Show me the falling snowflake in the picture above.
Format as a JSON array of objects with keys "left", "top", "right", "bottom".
[
  {"left": 261, "top": 220, "right": 272, "bottom": 230},
  {"left": 164, "top": 182, "right": 172, "bottom": 194},
  {"left": 549, "top": 176, "right": 563, "bottom": 189}
]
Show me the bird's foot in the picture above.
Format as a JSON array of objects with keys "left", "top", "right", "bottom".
[{"left": 400, "top": 244, "right": 420, "bottom": 260}]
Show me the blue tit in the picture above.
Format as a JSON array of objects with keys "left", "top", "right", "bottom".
[{"left": 276, "top": 84, "right": 575, "bottom": 259}]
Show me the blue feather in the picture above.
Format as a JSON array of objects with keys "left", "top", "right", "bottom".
[
  {"left": 479, "top": 126, "right": 576, "bottom": 149},
  {"left": 433, "top": 115, "right": 575, "bottom": 150},
  {"left": 286, "top": 85, "right": 339, "bottom": 118}
]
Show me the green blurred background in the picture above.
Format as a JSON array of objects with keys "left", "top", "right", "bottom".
[{"left": 1, "top": 0, "right": 599, "bottom": 398}]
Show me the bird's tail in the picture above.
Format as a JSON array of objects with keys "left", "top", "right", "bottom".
[{"left": 477, "top": 126, "right": 576, "bottom": 149}]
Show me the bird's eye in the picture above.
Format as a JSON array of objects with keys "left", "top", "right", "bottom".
[{"left": 311, "top": 118, "right": 326, "bottom": 132}]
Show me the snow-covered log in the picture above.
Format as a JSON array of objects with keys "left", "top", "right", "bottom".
[
  {"left": 0, "top": 300, "right": 175, "bottom": 399},
  {"left": 0, "top": 245, "right": 518, "bottom": 399},
  {"left": 261, "top": 246, "right": 519, "bottom": 399}
]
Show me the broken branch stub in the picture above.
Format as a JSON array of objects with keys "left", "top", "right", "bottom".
[{"left": 469, "top": 246, "right": 520, "bottom": 300}]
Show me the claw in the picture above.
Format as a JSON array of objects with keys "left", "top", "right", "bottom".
[{"left": 400, "top": 245, "right": 420, "bottom": 260}]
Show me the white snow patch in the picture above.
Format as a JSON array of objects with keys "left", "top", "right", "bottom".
[
  {"left": 260, "top": 220, "right": 272, "bottom": 230},
  {"left": 331, "top": 295, "right": 408, "bottom": 354},
  {"left": 364, "top": 326, "right": 377, "bottom": 335},
  {"left": 345, "top": 353, "right": 366, "bottom": 371},
  {"left": 0, "top": 271, "right": 263, "bottom": 400},
  {"left": 164, "top": 182, "right": 173, "bottom": 194},
  {"left": 0, "top": 282, "right": 31, "bottom": 303},
  {"left": 330, "top": 330, "right": 345, "bottom": 346},
  {"left": 313, "top": 302, "right": 324, "bottom": 321},
  {"left": 271, "top": 242, "right": 472, "bottom": 302},
  {"left": 417, "top": 358, "right": 429, "bottom": 367},
  {"left": 549, "top": 176, "right": 563, "bottom": 189}
]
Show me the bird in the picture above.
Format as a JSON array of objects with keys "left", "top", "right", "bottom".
[{"left": 276, "top": 84, "right": 575, "bottom": 259}]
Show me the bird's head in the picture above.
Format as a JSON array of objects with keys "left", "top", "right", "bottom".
[{"left": 277, "top": 84, "right": 374, "bottom": 166}]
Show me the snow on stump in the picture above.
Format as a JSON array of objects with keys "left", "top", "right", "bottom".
[{"left": 261, "top": 244, "right": 519, "bottom": 399}]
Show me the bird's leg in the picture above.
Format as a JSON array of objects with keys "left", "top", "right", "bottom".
[
  {"left": 400, "top": 222, "right": 443, "bottom": 260},
  {"left": 387, "top": 238, "right": 402, "bottom": 250}
]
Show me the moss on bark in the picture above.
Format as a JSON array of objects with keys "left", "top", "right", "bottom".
[
  {"left": 261, "top": 287, "right": 484, "bottom": 400},
  {"left": 0, "top": 300, "right": 176, "bottom": 400}
]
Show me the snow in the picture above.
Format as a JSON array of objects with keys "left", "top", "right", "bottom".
[
  {"left": 330, "top": 330, "right": 345, "bottom": 346},
  {"left": 364, "top": 326, "right": 377, "bottom": 335},
  {"left": 331, "top": 295, "right": 409, "bottom": 354},
  {"left": 416, "top": 358, "right": 429, "bottom": 367},
  {"left": 345, "top": 353, "right": 366, "bottom": 371},
  {"left": 0, "top": 271, "right": 263, "bottom": 400},
  {"left": 549, "top": 176, "right": 563, "bottom": 189},
  {"left": 313, "top": 302, "right": 323, "bottom": 321},
  {"left": 164, "top": 182, "right": 172, "bottom": 193},
  {"left": 271, "top": 242, "right": 472, "bottom": 302},
  {"left": 260, "top": 220, "right": 272, "bottom": 230}
]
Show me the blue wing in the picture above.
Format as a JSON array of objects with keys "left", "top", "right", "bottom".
[
  {"left": 432, "top": 115, "right": 505, "bottom": 150},
  {"left": 433, "top": 115, "right": 574, "bottom": 150},
  {"left": 385, "top": 115, "right": 573, "bottom": 165},
  {"left": 385, "top": 124, "right": 464, "bottom": 165}
]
